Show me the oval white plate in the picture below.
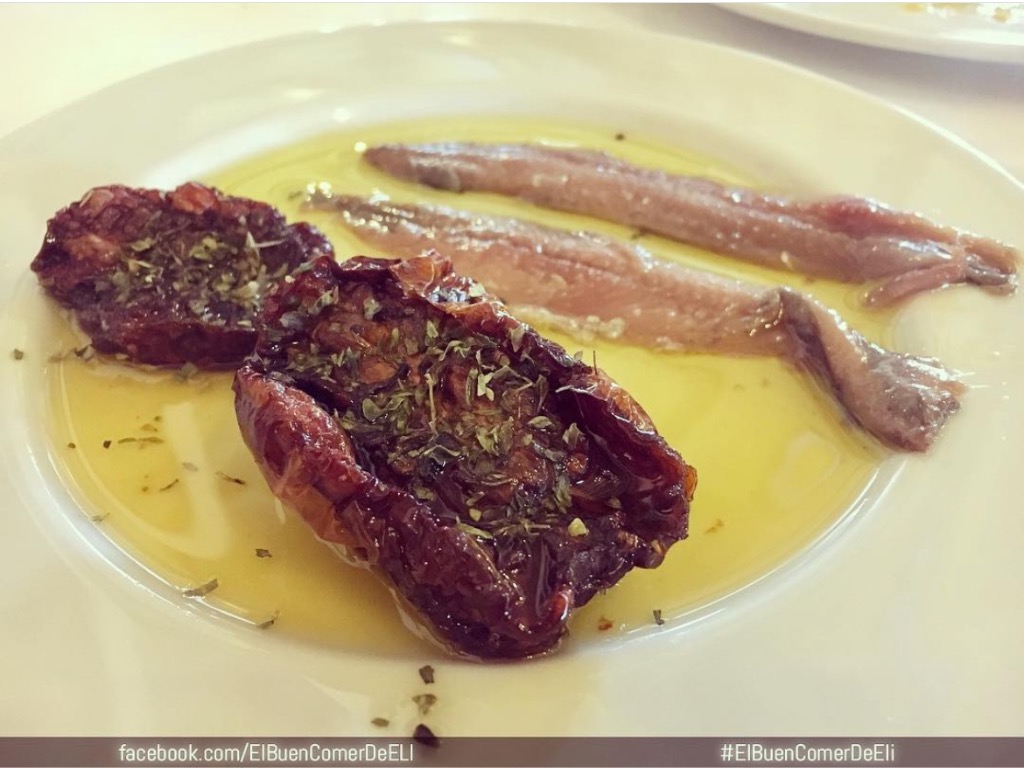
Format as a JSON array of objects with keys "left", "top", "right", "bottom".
[
  {"left": 0, "top": 21, "right": 1022, "bottom": 737},
  {"left": 724, "top": 2, "right": 1024, "bottom": 64}
]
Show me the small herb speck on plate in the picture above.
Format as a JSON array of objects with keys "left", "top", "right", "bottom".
[
  {"left": 182, "top": 578, "right": 219, "bottom": 598},
  {"left": 412, "top": 723, "right": 439, "bottom": 748}
]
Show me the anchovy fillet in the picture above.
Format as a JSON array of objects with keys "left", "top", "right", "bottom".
[
  {"left": 307, "top": 194, "right": 963, "bottom": 452},
  {"left": 363, "top": 142, "right": 1018, "bottom": 307}
]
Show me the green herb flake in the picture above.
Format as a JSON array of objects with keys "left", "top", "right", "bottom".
[
  {"left": 255, "top": 548, "right": 273, "bottom": 558},
  {"left": 363, "top": 296, "right": 381, "bottom": 320},
  {"left": 158, "top": 478, "right": 179, "bottom": 492},
  {"left": 102, "top": 440, "right": 112, "bottom": 449},
  {"left": 535, "top": 376, "right": 549, "bottom": 406},
  {"left": 440, "top": 339, "right": 469, "bottom": 360},
  {"left": 475, "top": 428, "right": 498, "bottom": 456},
  {"left": 425, "top": 373, "right": 438, "bottom": 434},
  {"left": 476, "top": 370, "right": 495, "bottom": 401},
  {"left": 413, "top": 486, "right": 436, "bottom": 501},
  {"left": 412, "top": 693, "right": 438, "bottom": 715},
  {"left": 418, "top": 665, "right": 435, "bottom": 685},
  {"left": 182, "top": 578, "right": 219, "bottom": 598},
  {"left": 528, "top": 416, "right": 554, "bottom": 429},
  {"left": 554, "top": 475, "right": 572, "bottom": 509},
  {"left": 118, "top": 436, "right": 164, "bottom": 445},
  {"left": 508, "top": 325, "right": 526, "bottom": 353},
  {"left": 279, "top": 311, "right": 305, "bottom": 330},
  {"left": 216, "top": 471, "right": 246, "bottom": 486},
  {"left": 567, "top": 517, "right": 588, "bottom": 537},
  {"left": 536, "top": 444, "right": 567, "bottom": 463},
  {"left": 362, "top": 398, "right": 383, "bottom": 421},
  {"left": 11, "top": 349, "right": 24, "bottom": 361},
  {"left": 256, "top": 610, "right": 279, "bottom": 630},
  {"left": 312, "top": 288, "right": 339, "bottom": 314},
  {"left": 425, "top": 319, "right": 439, "bottom": 341},
  {"left": 653, "top": 609, "right": 665, "bottom": 626},
  {"left": 128, "top": 237, "right": 156, "bottom": 252},
  {"left": 457, "top": 521, "right": 494, "bottom": 540},
  {"left": 562, "top": 423, "right": 583, "bottom": 449},
  {"left": 175, "top": 362, "right": 199, "bottom": 381},
  {"left": 371, "top": 718, "right": 390, "bottom": 728},
  {"left": 704, "top": 518, "right": 725, "bottom": 534}
]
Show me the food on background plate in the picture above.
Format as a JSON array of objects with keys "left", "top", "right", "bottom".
[
  {"left": 31, "top": 183, "right": 333, "bottom": 367},
  {"left": 307, "top": 194, "right": 964, "bottom": 452},
  {"left": 233, "top": 253, "right": 696, "bottom": 658},
  {"left": 363, "top": 142, "right": 1019, "bottom": 307},
  {"left": 903, "top": 3, "right": 1024, "bottom": 24}
]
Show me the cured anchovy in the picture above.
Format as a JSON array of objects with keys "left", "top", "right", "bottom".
[
  {"left": 363, "top": 142, "right": 1018, "bottom": 306},
  {"left": 307, "top": 194, "right": 964, "bottom": 452}
]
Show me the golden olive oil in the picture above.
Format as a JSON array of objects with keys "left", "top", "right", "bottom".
[{"left": 46, "top": 116, "right": 883, "bottom": 655}]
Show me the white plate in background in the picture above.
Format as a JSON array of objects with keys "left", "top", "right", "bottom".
[
  {"left": 0, "top": 21, "right": 1022, "bottom": 737},
  {"left": 724, "top": 3, "right": 1024, "bottom": 63}
]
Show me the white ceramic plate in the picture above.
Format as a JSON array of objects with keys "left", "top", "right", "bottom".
[
  {"left": 725, "top": 2, "right": 1024, "bottom": 63},
  {"left": 1, "top": 21, "right": 1022, "bottom": 737}
]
